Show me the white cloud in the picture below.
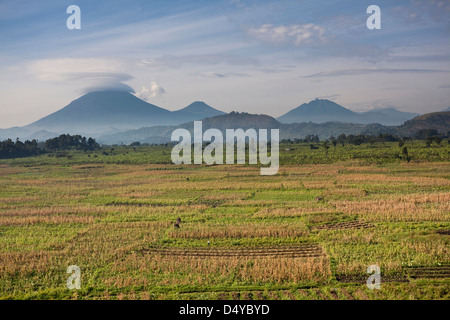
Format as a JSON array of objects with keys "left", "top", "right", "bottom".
[
  {"left": 136, "top": 82, "right": 167, "bottom": 100},
  {"left": 28, "top": 58, "right": 129, "bottom": 82},
  {"left": 140, "top": 54, "right": 259, "bottom": 70},
  {"left": 393, "top": 0, "right": 450, "bottom": 24},
  {"left": 315, "top": 94, "right": 341, "bottom": 101},
  {"left": 27, "top": 58, "right": 135, "bottom": 93},
  {"left": 248, "top": 23, "right": 328, "bottom": 46},
  {"left": 304, "top": 68, "right": 450, "bottom": 78},
  {"left": 196, "top": 72, "right": 249, "bottom": 78}
]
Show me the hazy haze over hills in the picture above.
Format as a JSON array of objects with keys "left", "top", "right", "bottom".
[
  {"left": 172, "top": 101, "right": 226, "bottom": 123},
  {"left": 0, "top": 91, "right": 447, "bottom": 144},
  {"left": 0, "top": 91, "right": 226, "bottom": 140},
  {"left": 397, "top": 111, "right": 450, "bottom": 136},
  {"left": 27, "top": 91, "right": 172, "bottom": 133},
  {"left": 277, "top": 99, "right": 418, "bottom": 125},
  {"left": 99, "top": 112, "right": 449, "bottom": 145}
]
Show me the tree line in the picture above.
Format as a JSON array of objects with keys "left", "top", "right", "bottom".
[
  {"left": 282, "top": 130, "right": 448, "bottom": 146},
  {"left": 0, "top": 134, "right": 100, "bottom": 159},
  {"left": 0, "top": 139, "right": 40, "bottom": 159},
  {"left": 281, "top": 133, "right": 401, "bottom": 146}
]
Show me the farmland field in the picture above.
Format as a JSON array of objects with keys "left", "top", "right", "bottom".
[{"left": 0, "top": 142, "right": 449, "bottom": 300}]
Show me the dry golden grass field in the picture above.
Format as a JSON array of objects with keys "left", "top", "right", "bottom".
[{"left": 0, "top": 151, "right": 449, "bottom": 299}]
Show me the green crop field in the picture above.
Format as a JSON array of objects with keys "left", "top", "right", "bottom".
[{"left": 0, "top": 142, "right": 449, "bottom": 300}]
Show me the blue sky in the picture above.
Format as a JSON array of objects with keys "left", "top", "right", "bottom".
[{"left": 0, "top": 0, "right": 449, "bottom": 128}]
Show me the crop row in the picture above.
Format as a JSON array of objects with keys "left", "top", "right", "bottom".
[{"left": 142, "top": 244, "right": 324, "bottom": 258}]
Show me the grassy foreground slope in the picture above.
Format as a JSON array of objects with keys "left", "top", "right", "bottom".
[{"left": 0, "top": 142, "right": 449, "bottom": 299}]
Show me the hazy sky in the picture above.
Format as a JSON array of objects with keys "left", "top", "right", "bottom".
[{"left": 0, "top": 0, "right": 449, "bottom": 128}]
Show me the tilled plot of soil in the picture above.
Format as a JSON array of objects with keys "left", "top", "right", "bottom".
[
  {"left": 142, "top": 244, "right": 325, "bottom": 258},
  {"left": 336, "top": 274, "right": 409, "bottom": 283},
  {"left": 311, "top": 220, "right": 374, "bottom": 231},
  {"left": 211, "top": 287, "right": 364, "bottom": 300},
  {"left": 436, "top": 229, "right": 450, "bottom": 236},
  {"left": 406, "top": 265, "right": 450, "bottom": 279}
]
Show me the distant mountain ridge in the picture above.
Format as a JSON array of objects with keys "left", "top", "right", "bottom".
[
  {"left": 397, "top": 111, "right": 450, "bottom": 136},
  {"left": 277, "top": 99, "right": 356, "bottom": 124},
  {"left": 1, "top": 91, "right": 446, "bottom": 144},
  {"left": 99, "top": 111, "right": 450, "bottom": 145},
  {"left": 0, "top": 91, "right": 225, "bottom": 140},
  {"left": 98, "top": 112, "right": 281, "bottom": 145},
  {"left": 175, "top": 101, "right": 226, "bottom": 117},
  {"left": 28, "top": 91, "right": 172, "bottom": 133},
  {"left": 277, "top": 99, "right": 418, "bottom": 125}
]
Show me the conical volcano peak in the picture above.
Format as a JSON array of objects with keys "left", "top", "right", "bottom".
[{"left": 183, "top": 101, "right": 213, "bottom": 111}]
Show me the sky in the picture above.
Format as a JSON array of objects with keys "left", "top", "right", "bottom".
[{"left": 0, "top": 0, "right": 449, "bottom": 128}]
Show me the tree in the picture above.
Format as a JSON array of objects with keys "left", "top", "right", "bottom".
[
  {"left": 337, "top": 134, "right": 346, "bottom": 146},
  {"left": 433, "top": 136, "right": 442, "bottom": 145},
  {"left": 45, "top": 134, "right": 99, "bottom": 151},
  {"left": 401, "top": 146, "right": 411, "bottom": 163},
  {"left": 416, "top": 129, "right": 438, "bottom": 140},
  {"left": 87, "top": 137, "right": 99, "bottom": 150},
  {"left": 0, "top": 138, "right": 40, "bottom": 159}
]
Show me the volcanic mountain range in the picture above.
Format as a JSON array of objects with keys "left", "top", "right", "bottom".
[{"left": 0, "top": 91, "right": 448, "bottom": 144}]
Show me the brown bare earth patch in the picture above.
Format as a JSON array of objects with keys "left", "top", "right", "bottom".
[
  {"left": 76, "top": 165, "right": 105, "bottom": 170},
  {"left": 168, "top": 223, "right": 308, "bottom": 239},
  {"left": 311, "top": 220, "right": 374, "bottom": 231},
  {"left": 336, "top": 274, "right": 409, "bottom": 283},
  {"left": 141, "top": 244, "right": 325, "bottom": 258},
  {"left": 106, "top": 201, "right": 174, "bottom": 207},
  {"left": 205, "top": 288, "right": 351, "bottom": 300},
  {"left": 406, "top": 265, "right": 450, "bottom": 279},
  {"left": 436, "top": 229, "right": 450, "bottom": 235}
]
